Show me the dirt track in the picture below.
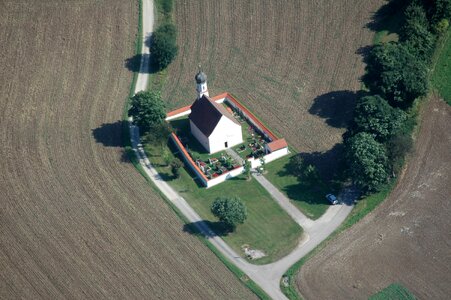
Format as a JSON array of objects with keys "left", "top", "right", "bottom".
[
  {"left": 0, "top": 2, "right": 255, "bottom": 299},
  {"left": 296, "top": 96, "right": 451, "bottom": 299}
]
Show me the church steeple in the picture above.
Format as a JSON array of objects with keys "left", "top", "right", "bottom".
[{"left": 195, "top": 65, "right": 209, "bottom": 99}]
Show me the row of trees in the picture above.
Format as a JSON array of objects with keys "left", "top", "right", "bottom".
[{"left": 345, "top": 0, "right": 449, "bottom": 193}]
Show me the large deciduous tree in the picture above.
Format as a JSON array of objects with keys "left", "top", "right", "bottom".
[
  {"left": 353, "top": 95, "right": 407, "bottom": 142},
  {"left": 211, "top": 197, "right": 247, "bottom": 231},
  {"left": 363, "top": 42, "right": 428, "bottom": 107},
  {"left": 129, "top": 90, "right": 166, "bottom": 134},
  {"left": 345, "top": 132, "right": 389, "bottom": 192}
]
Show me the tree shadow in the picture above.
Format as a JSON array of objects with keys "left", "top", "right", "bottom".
[
  {"left": 92, "top": 120, "right": 128, "bottom": 147},
  {"left": 309, "top": 90, "right": 360, "bottom": 128},
  {"left": 298, "top": 143, "right": 346, "bottom": 181},
  {"left": 124, "top": 35, "right": 160, "bottom": 74},
  {"left": 183, "top": 220, "right": 231, "bottom": 238},
  {"left": 365, "top": 0, "right": 407, "bottom": 33},
  {"left": 283, "top": 183, "right": 330, "bottom": 206}
]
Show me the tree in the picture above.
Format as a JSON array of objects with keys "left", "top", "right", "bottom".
[
  {"left": 150, "top": 23, "right": 178, "bottom": 70},
  {"left": 211, "top": 197, "right": 247, "bottom": 231},
  {"left": 244, "top": 160, "right": 252, "bottom": 180},
  {"left": 303, "top": 164, "right": 320, "bottom": 185},
  {"left": 353, "top": 95, "right": 407, "bottom": 142},
  {"left": 364, "top": 42, "right": 429, "bottom": 107},
  {"left": 129, "top": 91, "right": 166, "bottom": 133},
  {"left": 401, "top": 2, "right": 435, "bottom": 62},
  {"left": 287, "top": 155, "right": 304, "bottom": 177},
  {"left": 345, "top": 132, "right": 389, "bottom": 192},
  {"left": 170, "top": 158, "right": 183, "bottom": 178},
  {"left": 144, "top": 122, "right": 172, "bottom": 145}
]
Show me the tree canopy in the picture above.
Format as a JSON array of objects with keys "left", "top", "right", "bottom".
[
  {"left": 211, "top": 197, "right": 247, "bottom": 231},
  {"left": 150, "top": 23, "right": 178, "bottom": 70},
  {"left": 346, "top": 132, "right": 389, "bottom": 192},
  {"left": 353, "top": 95, "right": 407, "bottom": 142},
  {"left": 128, "top": 91, "right": 166, "bottom": 133},
  {"left": 364, "top": 42, "right": 429, "bottom": 107}
]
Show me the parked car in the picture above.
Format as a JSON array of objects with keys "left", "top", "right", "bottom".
[{"left": 326, "top": 194, "right": 338, "bottom": 205}]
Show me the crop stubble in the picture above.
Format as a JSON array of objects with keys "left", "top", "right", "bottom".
[
  {"left": 296, "top": 96, "right": 451, "bottom": 299},
  {"left": 163, "top": 0, "right": 385, "bottom": 157},
  {"left": 0, "top": 2, "right": 255, "bottom": 299}
]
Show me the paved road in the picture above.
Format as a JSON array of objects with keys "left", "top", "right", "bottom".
[{"left": 131, "top": 1, "right": 356, "bottom": 299}]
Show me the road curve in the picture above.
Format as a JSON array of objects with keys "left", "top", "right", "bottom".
[{"left": 133, "top": 1, "right": 356, "bottom": 299}]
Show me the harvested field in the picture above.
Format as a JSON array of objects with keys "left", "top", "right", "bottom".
[
  {"left": 296, "top": 96, "right": 451, "bottom": 299},
  {"left": 161, "top": 0, "right": 385, "bottom": 171},
  {"left": 0, "top": 2, "right": 255, "bottom": 299}
]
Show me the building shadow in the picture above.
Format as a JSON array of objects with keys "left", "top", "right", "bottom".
[
  {"left": 92, "top": 120, "right": 128, "bottom": 147},
  {"left": 309, "top": 90, "right": 360, "bottom": 128},
  {"left": 183, "top": 220, "right": 231, "bottom": 238}
]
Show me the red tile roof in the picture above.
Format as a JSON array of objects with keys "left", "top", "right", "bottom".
[{"left": 266, "top": 138, "right": 288, "bottom": 152}]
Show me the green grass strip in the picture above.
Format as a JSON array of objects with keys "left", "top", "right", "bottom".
[
  {"left": 369, "top": 283, "right": 416, "bottom": 300},
  {"left": 431, "top": 29, "right": 451, "bottom": 105}
]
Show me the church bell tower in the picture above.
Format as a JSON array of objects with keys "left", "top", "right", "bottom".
[{"left": 195, "top": 66, "right": 209, "bottom": 99}]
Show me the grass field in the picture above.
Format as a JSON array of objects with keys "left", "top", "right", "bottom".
[
  {"left": 369, "top": 283, "right": 416, "bottom": 300},
  {"left": 432, "top": 30, "right": 451, "bottom": 105},
  {"left": 0, "top": 2, "right": 256, "bottom": 299},
  {"left": 145, "top": 142, "right": 303, "bottom": 265},
  {"left": 264, "top": 155, "right": 332, "bottom": 220}
]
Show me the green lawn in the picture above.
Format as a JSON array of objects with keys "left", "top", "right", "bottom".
[
  {"left": 369, "top": 283, "right": 416, "bottom": 300},
  {"left": 264, "top": 154, "right": 336, "bottom": 220},
  {"left": 145, "top": 141, "right": 303, "bottom": 264},
  {"left": 432, "top": 30, "right": 451, "bottom": 105}
]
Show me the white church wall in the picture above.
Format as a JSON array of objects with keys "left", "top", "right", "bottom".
[
  {"left": 190, "top": 120, "right": 211, "bottom": 153},
  {"left": 208, "top": 116, "right": 243, "bottom": 154}
]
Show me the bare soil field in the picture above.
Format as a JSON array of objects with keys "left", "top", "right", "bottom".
[
  {"left": 0, "top": 2, "right": 255, "bottom": 299},
  {"left": 162, "top": 0, "right": 385, "bottom": 169},
  {"left": 297, "top": 96, "right": 451, "bottom": 299}
]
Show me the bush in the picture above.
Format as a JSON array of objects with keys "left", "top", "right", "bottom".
[
  {"left": 150, "top": 23, "right": 178, "bottom": 70},
  {"left": 211, "top": 197, "right": 247, "bottom": 231},
  {"left": 171, "top": 158, "right": 183, "bottom": 178}
]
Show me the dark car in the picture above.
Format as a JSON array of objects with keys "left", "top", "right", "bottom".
[{"left": 326, "top": 194, "right": 339, "bottom": 205}]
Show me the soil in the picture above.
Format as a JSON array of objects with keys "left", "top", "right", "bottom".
[
  {"left": 296, "top": 95, "right": 451, "bottom": 299},
  {"left": 0, "top": 2, "right": 255, "bottom": 299},
  {"left": 162, "top": 0, "right": 385, "bottom": 174}
]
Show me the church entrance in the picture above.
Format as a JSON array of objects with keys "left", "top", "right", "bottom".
[{"left": 225, "top": 141, "right": 228, "bottom": 148}]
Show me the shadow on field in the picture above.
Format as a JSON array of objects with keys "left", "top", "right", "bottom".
[
  {"left": 124, "top": 35, "right": 160, "bottom": 74},
  {"left": 365, "top": 0, "right": 405, "bottom": 35},
  {"left": 92, "top": 120, "right": 127, "bottom": 147},
  {"left": 183, "top": 220, "right": 231, "bottom": 237},
  {"left": 309, "top": 90, "right": 359, "bottom": 128}
]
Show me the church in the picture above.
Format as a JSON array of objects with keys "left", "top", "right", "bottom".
[{"left": 188, "top": 70, "right": 243, "bottom": 154}]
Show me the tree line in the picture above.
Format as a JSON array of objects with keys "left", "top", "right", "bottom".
[{"left": 345, "top": 0, "right": 450, "bottom": 193}]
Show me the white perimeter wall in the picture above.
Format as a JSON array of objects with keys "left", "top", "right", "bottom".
[
  {"left": 248, "top": 147, "right": 289, "bottom": 169},
  {"left": 206, "top": 166, "right": 244, "bottom": 188},
  {"left": 208, "top": 116, "right": 243, "bottom": 154},
  {"left": 165, "top": 109, "right": 191, "bottom": 121}
]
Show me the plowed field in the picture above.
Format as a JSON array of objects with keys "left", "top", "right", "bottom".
[
  {"left": 163, "top": 0, "right": 384, "bottom": 159},
  {"left": 0, "top": 2, "right": 255, "bottom": 299},
  {"left": 296, "top": 96, "right": 451, "bottom": 299}
]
